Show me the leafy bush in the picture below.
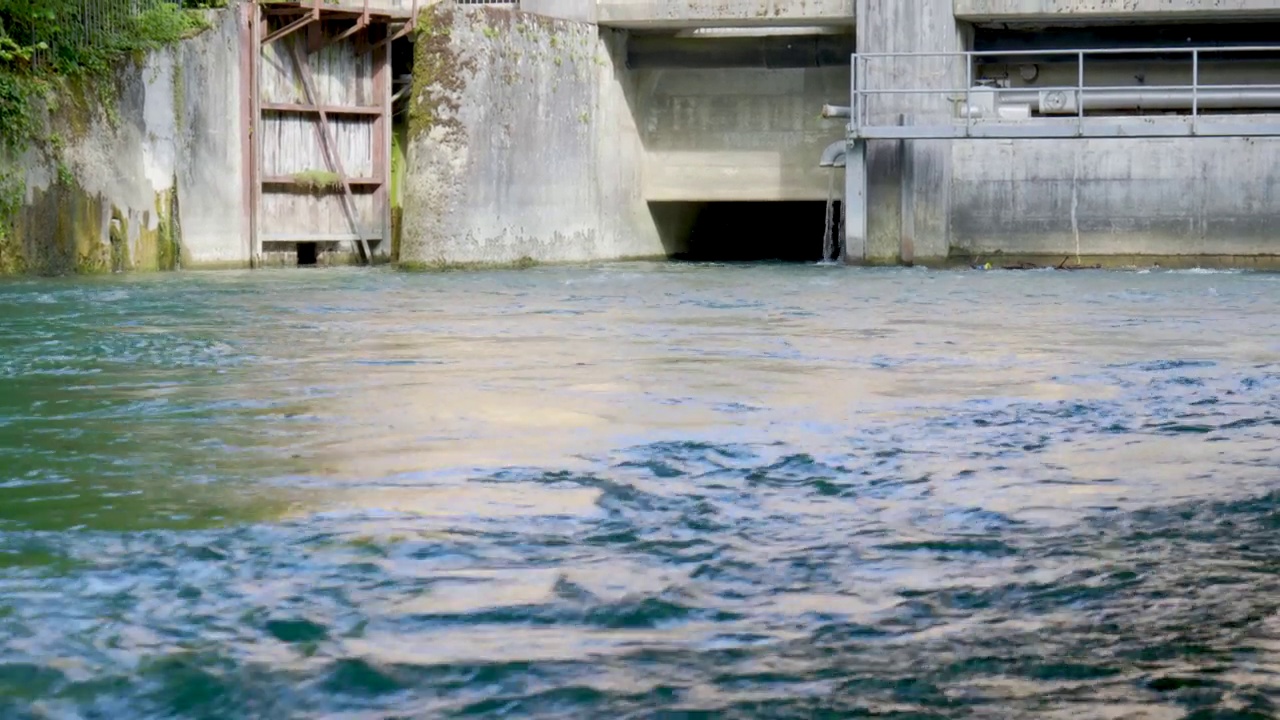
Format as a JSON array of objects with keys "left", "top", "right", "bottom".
[{"left": 0, "top": 0, "right": 212, "bottom": 150}]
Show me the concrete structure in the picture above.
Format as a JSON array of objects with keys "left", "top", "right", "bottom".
[
  {"left": 401, "top": 4, "right": 852, "bottom": 265},
  {"left": 955, "top": 0, "right": 1280, "bottom": 22},
  {"left": 10, "top": 0, "right": 1280, "bottom": 273},
  {"left": 596, "top": 0, "right": 853, "bottom": 28},
  {"left": 3, "top": 8, "right": 249, "bottom": 274},
  {"left": 1, "top": 0, "right": 409, "bottom": 275},
  {"left": 400, "top": 7, "right": 671, "bottom": 265},
  {"left": 398, "top": 0, "right": 1280, "bottom": 268}
]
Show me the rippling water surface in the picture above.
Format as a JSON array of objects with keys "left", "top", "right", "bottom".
[{"left": 1, "top": 264, "right": 1279, "bottom": 719}]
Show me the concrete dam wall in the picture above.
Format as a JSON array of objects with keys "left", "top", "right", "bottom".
[
  {"left": 399, "top": 5, "right": 850, "bottom": 266},
  {"left": 399, "top": 0, "right": 1280, "bottom": 268},
  {"left": 7, "top": 0, "right": 1280, "bottom": 272}
]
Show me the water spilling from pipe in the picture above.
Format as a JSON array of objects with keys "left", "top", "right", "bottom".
[{"left": 821, "top": 169, "right": 837, "bottom": 263}]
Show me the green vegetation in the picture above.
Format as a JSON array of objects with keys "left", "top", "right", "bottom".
[
  {"left": 1, "top": 1, "right": 215, "bottom": 146},
  {"left": 292, "top": 169, "right": 342, "bottom": 192}
]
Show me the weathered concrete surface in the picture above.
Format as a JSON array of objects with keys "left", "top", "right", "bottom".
[
  {"left": 856, "top": 0, "right": 967, "bottom": 265},
  {"left": 520, "top": 0, "right": 598, "bottom": 23},
  {"left": 636, "top": 67, "right": 849, "bottom": 202},
  {"left": 402, "top": 6, "right": 669, "bottom": 266},
  {"left": 596, "top": 0, "right": 853, "bottom": 28},
  {"left": 950, "top": 134, "right": 1280, "bottom": 260},
  {"left": 175, "top": 7, "right": 250, "bottom": 268},
  {"left": 956, "top": 0, "right": 1280, "bottom": 22},
  {"left": 2, "top": 7, "right": 246, "bottom": 274}
]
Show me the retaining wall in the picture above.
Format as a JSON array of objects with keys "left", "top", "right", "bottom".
[
  {"left": 0, "top": 7, "right": 246, "bottom": 275},
  {"left": 949, "top": 135, "right": 1280, "bottom": 265}
]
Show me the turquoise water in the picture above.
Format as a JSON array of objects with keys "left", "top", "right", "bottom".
[{"left": 1, "top": 264, "right": 1279, "bottom": 718}]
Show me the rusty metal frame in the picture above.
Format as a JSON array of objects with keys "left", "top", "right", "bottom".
[
  {"left": 250, "top": 2, "right": 264, "bottom": 267},
  {"left": 360, "top": 0, "right": 418, "bottom": 55},
  {"left": 288, "top": 42, "right": 374, "bottom": 264},
  {"left": 261, "top": 0, "right": 321, "bottom": 45},
  {"left": 326, "top": 0, "right": 371, "bottom": 47},
  {"left": 374, "top": 22, "right": 392, "bottom": 256}
]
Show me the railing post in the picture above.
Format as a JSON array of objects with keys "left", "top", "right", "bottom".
[
  {"left": 1191, "top": 49, "right": 1199, "bottom": 135},
  {"left": 1077, "top": 50, "right": 1084, "bottom": 137},
  {"left": 850, "top": 54, "right": 856, "bottom": 136},
  {"left": 853, "top": 54, "right": 861, "bottom": 135},
  {"left": 964, "top": 50, "right": 972, "bottom": 136}
]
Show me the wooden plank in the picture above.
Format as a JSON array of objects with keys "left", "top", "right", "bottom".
[
  {"left": 261, "top": 114, "right": 375, "bottom": 180},
  {"left": 260, "top": 191, "right": 378, "bottom": 237},
  {"left": 262, "top": 176, "right": 382, "bottom": 185},
  {"left": 260, "top": 32, "right": 372, "bottom": 107},
  {"left": 262, "top": 102, "right": 382, "bottom": 115},
  {"left": 307, "top": 19, "right": 324, "bottom": 55},
  {"left": 263, "top": 233, "right": 366, "bottom": 243},
  {"left": 288, "top": 43, "right": 374, "bottom": 264}
]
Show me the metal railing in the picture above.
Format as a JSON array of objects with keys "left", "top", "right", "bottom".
[
  {"left": 25, "top": 0, "right": 184, "bottom": 68},
  {"left": 843, "top": 46, "right": 1280, "bottom": 139}
]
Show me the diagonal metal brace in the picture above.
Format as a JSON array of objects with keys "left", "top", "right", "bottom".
[
  {"left": 288, "top": 42, "right": 374, "bottom": 264},
  {"left": 261, "top": 0, "right": 321, "bottom": 45}
]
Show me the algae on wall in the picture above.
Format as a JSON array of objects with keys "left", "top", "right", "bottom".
[
  {"left": 0, "top": 62, "right": 192, "bottom": 275},
  {"left": 0, "top": 164, "right": 22, "bottom": 274},
  {"left": 391, "top": 120, "right": 407, "bottom": 262}
]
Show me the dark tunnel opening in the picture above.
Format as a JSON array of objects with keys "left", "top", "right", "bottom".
[
  {"left": 659, "top": 201, "right": 841, "bottom": 263},
  {"left": 296, "top": 242, "right": 318, "bottom": 267}
]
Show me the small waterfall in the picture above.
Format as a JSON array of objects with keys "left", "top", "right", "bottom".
[
  {"left": 837, "top": 185, "right": 846, "bottom": 262},
  {"left": 821, "top": 170, "right": 837, "bottom": 263}
]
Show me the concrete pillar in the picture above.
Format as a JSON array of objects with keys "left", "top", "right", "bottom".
[
  {"left": 855, "top": 0, "right": 968, "bottom": 264},
  {"left": 845, "top": 140, "right": 867, "bottom": 261}
]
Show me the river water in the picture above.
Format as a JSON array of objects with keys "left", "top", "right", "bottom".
[{"left": 1, "top": 264, "right": 1279, "bottom": 719}]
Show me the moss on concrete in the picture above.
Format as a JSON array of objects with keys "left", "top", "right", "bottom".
[
  {"left": 109, "top": 208, "right": 130, "bottom": 272},
  {"left": 408, "top": 5, "right": 473, "bottom": 148},
  {"left": 0, "top": 7, "right": 206, "bottom": 277},
  {"left": 390, "top": 120, "right": 407, "bottom": 263},
  {"left": 397, "top": 256, "right": 540, "bottom": 272},
  {"left": 0, "top": 164, "right": 23, "bottom": 273},
  {"left": 132, "top": 189, "right": 181, "bottom": 272}
]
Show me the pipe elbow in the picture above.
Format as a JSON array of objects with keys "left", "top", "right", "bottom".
[{"left": 819, "top": 140, "right": 847, "bottom": 168}]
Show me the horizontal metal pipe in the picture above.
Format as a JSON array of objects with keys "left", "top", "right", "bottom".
[
  {"left": 1039, "top": 88, "right": 1280, "bottom": 113},
  {"left": 851, "top": 45, "right": 1280, "bottom": 59},
  {"left": 821, "top": 104, "right": 851, "bottom": 118}
]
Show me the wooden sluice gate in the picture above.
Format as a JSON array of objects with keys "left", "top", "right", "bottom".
[{"left": 242, "top": 0, "right": 419, "bottom": 266}]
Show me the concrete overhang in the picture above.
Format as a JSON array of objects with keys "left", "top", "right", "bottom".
[
  {"left": 956, "top": 0, "right": 1280, "bottom": 23},
  {"left": 597, "top": 0, "right": 854, "bottom": 29}
]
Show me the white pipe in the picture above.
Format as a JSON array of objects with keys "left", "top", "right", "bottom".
[
  {"left": 1034, "top": 88, "right": 1280, "bottom": 114},
  {"left": 819, "top": 140, "right": 847, "bottom": 168}
]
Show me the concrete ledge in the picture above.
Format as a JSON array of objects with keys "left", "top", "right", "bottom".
[
  {"left": 956, "top": 0, "right": 1280, "bottom": 22},
  {"left": 645, "top": 151, "right": 842, "bottom": 201},
  {"left": 941, "top": 251, "right": 1280, "bottom": 271},
  {"left": 597, "top": 0, "right": 853, "bottom": 28}
]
